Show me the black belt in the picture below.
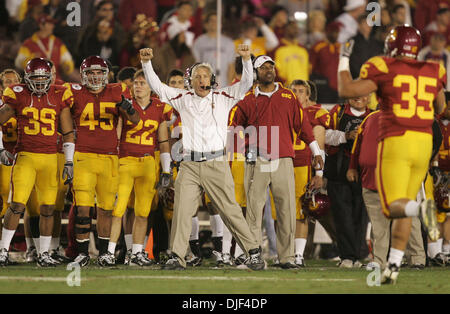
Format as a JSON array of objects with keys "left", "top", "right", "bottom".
[{"left": 184, "top": 149, "right": 226, "bottom": 162}]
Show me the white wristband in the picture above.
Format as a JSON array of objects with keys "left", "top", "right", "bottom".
[
  {"left": 432, "top": 161, "right": 439, "bottom": 167},
  {"left": 160, "top": 152, "right": 171, "bottom": 173},
  {"left": 309, "top": 140, "right": 322, "bottom": 157},
  {"left": 63, "top": 142, "right": 75, "bottom": 162},
  {"left": 338, "top": 56, "right": 350, "bottom": 73},
  {"left": 0, "top": 131, "right": 4, "bottom": 150}
]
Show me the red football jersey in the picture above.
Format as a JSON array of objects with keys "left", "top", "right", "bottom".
[
  {"left": 67, "top": 83, "right": 131, "bottom": 155},
  {"left": 360, "top": 56, "right": 447, "bottom": 141},
  {"left": 438, "top": 118, "right": 450, "bottom": 172},
  {"left": 236, "top": 85, "right": 315, "bottom": 159},
  {"left": 2, "top": 84, "right": 73, "bottom": 154},
  {"left": 1, "top": 116, "right": 18, "bottom": 154},
  {"left": 120, "top": 97, "right": 173, "bottom": 158},
  {"left": 293, "top": 104, "right": 330, "bottom": 167}
]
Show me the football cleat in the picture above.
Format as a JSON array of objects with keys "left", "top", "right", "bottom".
[
  {"left": 280, "top": 262, "right": 301, "bottom": 269},
  {"left": 129, "top": 251, "right": 155, "bottom": 267},
  {"left": 0, "top": 249, "right": 9, "bottom": 266},
  {"left": 37, "top": 252, "right": 58, "bottom": 267},
  {"left": 338, "top": 259, "right": 354, "bottom": 268},
  {"left": 161, "top": 254, "right": 185, "bottom": 270},
  {"left": 429, "top": 252, "right": 447, "bottom": 267},
  {"left": 212, "top": 250, "right": 223, "bottom": 265},
  {"left": 25, "top": 246, "right": 38, "bottom": 263},
  {"left": 186, "top": 255, "right": 202, "bottom": 267},
  {"left": 124, "top": 249, "right": 132, "bottom": 265},
  {"left": 381, "top": 263, "right": 400, "bottom": 285},
  {"left": 219, "top": 253, "right": 233, "bottom": 266},
  {"left": 419, "top": 199, "right": 440, "bottom": 242},
  {"left": 50, "top": 247, "right": 71, "bottom": 264},
  {"left": 97, "top": 252, "right": 116, "bottom": 267},
  {"left": 68, "top": 253, "right": 90, "bottom": 268},
  {"left": 234, "top": 254, "right": 247, "bottom": 266},
  {"left": 295, "top": 254, "right": 306, "bottom": 268},
  {"left": 242, "top": 248, "right": 265, "bottom": 271}
]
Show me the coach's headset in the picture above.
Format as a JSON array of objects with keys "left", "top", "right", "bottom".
[{"left": 184, "top": 62, "right": 217, "bottom": 90}]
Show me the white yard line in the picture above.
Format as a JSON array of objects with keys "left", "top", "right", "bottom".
[{"left": 0, "top": 275, "right": 355, "bottom": 282}]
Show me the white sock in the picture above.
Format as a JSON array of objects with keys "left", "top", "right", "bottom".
[
  {"left": 0, "top": 228, "right": 15, "bottom": 251},
  {"left": 50, "top": 237, "right": 60, "bottom": 251},
  {"left": 427, "top": 238, "right": 443, "bottom": 258},
  {"left": 404, "top": 200, "right": 420, "bottom": 217},
  {"left": 108, "top": 242, "right": 116, "bottom": 254},
  {"left": 443, "top": 243, "right": 450, "bottom": 253},
  {"left": 234, "top": 243, "right": 244, "bottom": 258},
  {"left": 210, "top": 214, "right": 224, "bottom": 237},
  {"left": 33, "top": 237, "right": 40, "bottom": 253},
  {"left": 132, "top": 244, "right": 143, "bottom": 255},
  {"left": 124, "top": 234, "right": 133, "bottom": 251},
  {"left": 25, "top": 237, "right": 33, "bottom": 249},
  {"left": 39, "top": 236, "right": 52, "bottom": 254},
  {"left": 295, "top": 238, "right": 307, "bottom": 257},
  {"left": 387, "top": 248, "right": 404, "bottom": 267},
  {"left": 190, "top": 216, "right": 199, "bottom": 241},
  {"left": 222, "top": 224, "right": 232, "bottom": 254}
]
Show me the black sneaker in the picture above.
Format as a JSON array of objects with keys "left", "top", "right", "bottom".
[
  {"left": 244, "top": 248, "right": 265, "bottom": 271},
  {"left": 381, "top": 263, "right": 400, "bottom": 285},
  {"left": 68, "top": 253, "right": 90, "bottom": 268},
  {"left": 162, "top": 254, "right": 185, "bottom": 270},
  {"left": 295, "top": 254, "right": 306, "bottom": 268},
  {"left": 97, "top": 252, "right": 116, "bottom": 267},
  {"left": 186, "top": 255, "right": 202, "bottom": 267},
  {"left": 130, "top": 251, "right": 155, "bottom": 266},
  {"left": 234, "top": 254, "right": 246, "bottom": 266},
  {"left": 429, "top": 253, "right": 447, "bottom": 267},
  {"left": 50, "top": 247, "right": 71, "bottom": 264},
  {"left": 0, "top": 248, "right": 9, "bottom": 267},
  {"left": 37, "top": 252, "right": 58, "bottom": 267},
  {"left": 280, "top": 261, "right": 301, "bottom": 269}
]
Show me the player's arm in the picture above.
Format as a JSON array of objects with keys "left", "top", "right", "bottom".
[
  {"left": 338, "top": 40, "right": 378, "bottom": 98},
  {"left": 60, "top": 107, "right": 75, "bottom": 184},
  {"left": 140, "top": 48, "right": 185, "bottom": 112},
  {"left": 0, "top": 103, "right": 15, "bottom": 125},
  {"left": 434, "top": 88, "right": 446, "bottom": 115},
  {"left": 158, "top": 120, "right": 172, "bottom": 190}
]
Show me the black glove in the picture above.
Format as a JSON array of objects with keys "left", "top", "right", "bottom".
[
  {"left": 158, "top": 172, "right": 171, "bottom": 190},
  {"left": 62, "top": 161, "right": 74, "bottom": 185},
  {"left": 116, "top": 95, "right": 135, "bottom": 115},
  {"left": 0, "top": 149, "right": 14, "bottom": 166}
]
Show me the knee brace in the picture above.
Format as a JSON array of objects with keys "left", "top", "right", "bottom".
[
  {"left": 10, "top": 206, "right": 25, "bottom": 215},
  {"left": 74, "top": 206, "right": 93, "bottom": 235}
]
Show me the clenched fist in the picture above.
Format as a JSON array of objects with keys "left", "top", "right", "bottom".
[
  {"left": 237, "top": 44, "right": 251, "bottom": 61},
  {"left": 140, "top": 48, "right": 154, "bottom": 63}
]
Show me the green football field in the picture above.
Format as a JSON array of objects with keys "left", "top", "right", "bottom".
[{"left": 0, "top": 259, "right": 448, "bottom": 294}]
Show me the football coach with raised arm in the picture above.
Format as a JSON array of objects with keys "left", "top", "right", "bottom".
[{"left": 139, "top": 45, "right": 264, "bottom": 270}]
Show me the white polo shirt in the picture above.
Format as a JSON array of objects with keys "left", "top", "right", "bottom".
[{"left": 142, "top": 59, "right": 253, "bottom": 153}]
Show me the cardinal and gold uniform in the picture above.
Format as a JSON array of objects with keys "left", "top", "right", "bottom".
[
  {"left": 437, "top": 117, "right": 450, "bottom": 223},
  {"left": 0, "top": 116, "right": 17, "bottom": 216},
  {"left": 2, "top": 84, "right": 73, "bottom": 206},
  {"left": 68, "top": 83, "right": 130, "bottom": 210},
  {"left": 113, "top": 97, "right": 172, "bottom": 218},
  {"left": 360, "top": 56, "right": 447, "bottom": 217}
]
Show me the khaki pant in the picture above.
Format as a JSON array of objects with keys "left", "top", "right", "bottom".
[
  {"left": 362, "top": 188, "right": 426, "bottom": 267},
  {"left": 170, "top": 159, "right": 259, "bottom": 267},
  {"left": 245, "top": 157, "right": 296, "bottom": 264}
]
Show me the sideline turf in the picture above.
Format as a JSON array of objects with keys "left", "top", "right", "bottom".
[{"left": 0, "top": 260, "right": 448, "bottom": 294}]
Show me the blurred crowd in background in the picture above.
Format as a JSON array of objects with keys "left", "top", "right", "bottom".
[{"left": 1, "top": 0, "right": 449, "bottom": 104}]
